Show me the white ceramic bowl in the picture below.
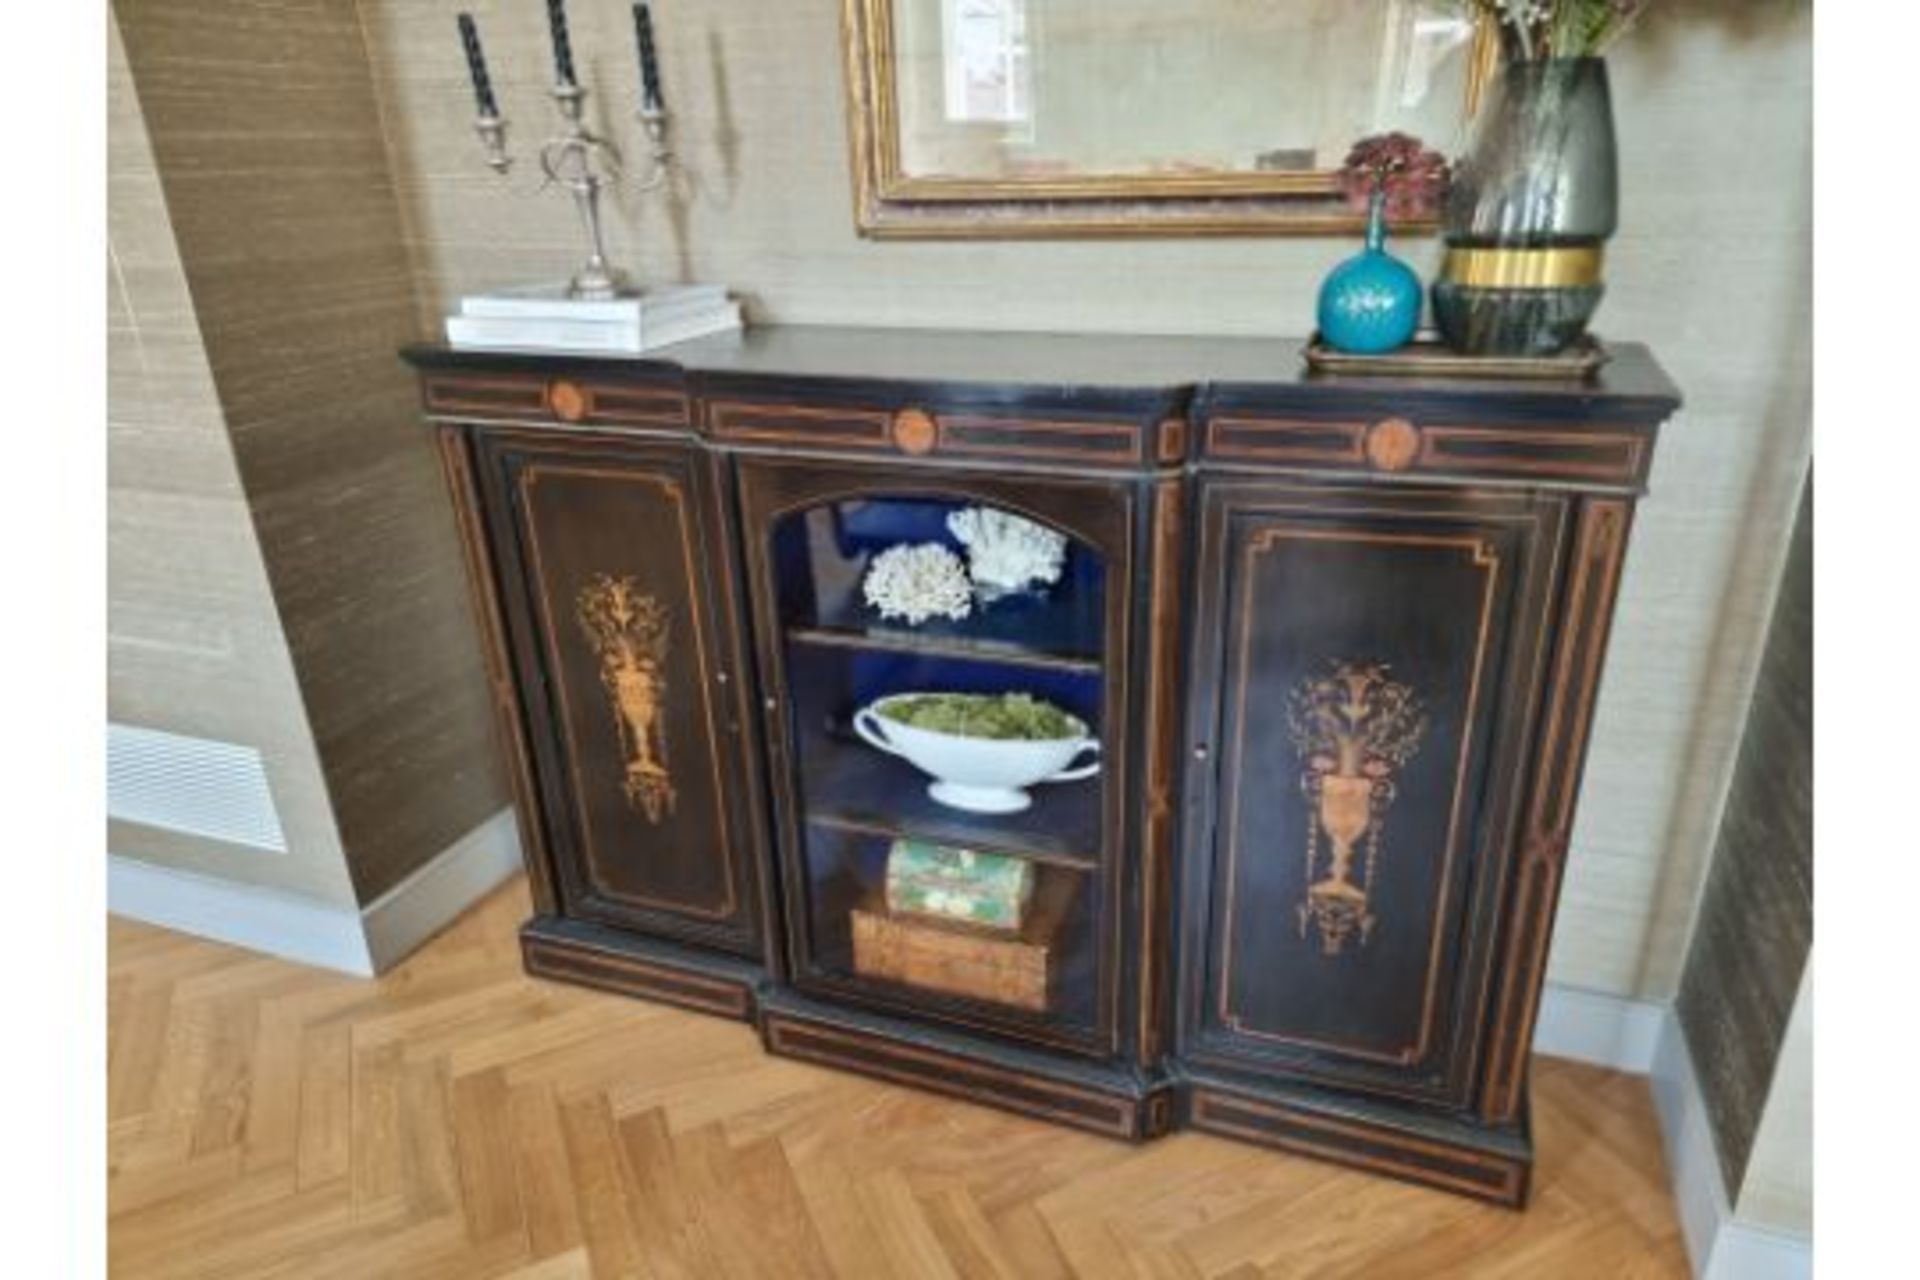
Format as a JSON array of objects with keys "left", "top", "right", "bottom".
[{"left": 852, "top": 693, "right": 1101, "bottom": 814}]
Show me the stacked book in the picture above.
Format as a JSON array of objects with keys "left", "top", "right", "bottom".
[
  {"left": 445, "top": 283, "right": 742, "bottom": 354},
  {"left": 850, "top": 838, "right": 1057, "bottom": 1012}
]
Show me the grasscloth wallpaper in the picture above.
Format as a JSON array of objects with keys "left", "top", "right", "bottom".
[
  {"left": 356, "top": 0, "right": 1812, "bottom": 1002},
  {"left": 108, "top": 18, "right": 357, "bottom": 908},
  {"left": 1740, "top": 955, "right": 1812, "bottom": 1234},
  {"left": 1676, "top": 476, "right": 1812, "bottom": 1215},
  {"left": 114, "top": 0, "right": 505, "bottom": 904}
]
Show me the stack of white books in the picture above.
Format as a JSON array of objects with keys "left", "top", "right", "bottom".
[{"left": 445, "top": 283, "right": 742, "bottom": 354}]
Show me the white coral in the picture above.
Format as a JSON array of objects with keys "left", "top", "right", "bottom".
[
  {"left": 947, "top": 507, "right": 1067, "bottom": 599},
  {"left": 862, "top": 542, "right": 974, "bottom": 625}
]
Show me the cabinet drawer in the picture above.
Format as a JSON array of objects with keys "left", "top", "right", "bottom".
[
  {"left": 1200, "top": 411, "right": 1653, "bottom": 490},
  {"left": 707, "top": 396, "right": 1161, "bottom": 470},
  {"left": 1176, "top": 478, "right": 1568, "bottom": 1109},
  {"left": 424, "top": 370, "right": 691, "bottom": 431}
]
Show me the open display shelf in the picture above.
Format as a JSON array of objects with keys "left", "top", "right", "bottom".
[{"left": 768, "top": 492, "right": 1114, "bottom": 1041}]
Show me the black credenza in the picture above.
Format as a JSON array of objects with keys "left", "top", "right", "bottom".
[{"left": 405, "top": 326, "right": 1678, "bottom": 1206}]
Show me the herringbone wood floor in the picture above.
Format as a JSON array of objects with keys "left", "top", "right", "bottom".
[{"left": 107, "top": 878, "right": 1689, "bottom": 1278}]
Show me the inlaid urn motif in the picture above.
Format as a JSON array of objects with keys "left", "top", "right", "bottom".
[
  {"left": 576, "top": 574, "right": 676, "bottom": 823},
  {"left": 1286, "top": 662, "right": 1428, "bottom": 955}
]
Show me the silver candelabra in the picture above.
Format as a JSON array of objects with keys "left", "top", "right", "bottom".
[{"left": 471, "top": 84, "right": 673, "bottom": 300}]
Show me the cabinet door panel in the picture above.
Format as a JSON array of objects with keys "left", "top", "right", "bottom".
[
  {"left": 1179, "top": 479, "right": 1566, "bottom": 1108},
  {"left": 733, "top": 456, "right": 1141, "bottom": 1059},
  {"left": 478, "top": 432, "right": 763, "bottom": 956}
]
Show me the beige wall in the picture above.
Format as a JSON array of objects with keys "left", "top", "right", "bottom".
[
  {"left": 114, "top": 0, "right": 504, "bottom": 904},
  {"left": 108, "top": 16, "right": 357, "bottom": 908},
  {"left": 361, "top": 0, "right": 1811, "bottom": 1001},
  {"left": 1563, "top": 3, "right": 1813, "bottom": 1000}
]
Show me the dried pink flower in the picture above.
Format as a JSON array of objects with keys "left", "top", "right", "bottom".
[{"left": 1337, "top": 133, "right": 1451, "bottom": 220}]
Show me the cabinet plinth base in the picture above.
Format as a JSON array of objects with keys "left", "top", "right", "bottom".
[
  {"left": 520, "top": 916, "right": 762, "bottom": 1023},
  {"left": 517, "top": 919, "right": 1533, "bottom": 1204},
  {"left": 759, "top": 989, "right": 1175, "bottom": 1142},
  {"left": 1179, "top": 1069, "right": 1533, "bottom": 1207}
]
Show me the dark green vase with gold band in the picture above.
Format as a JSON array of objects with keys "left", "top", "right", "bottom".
[{"left": 1434, "top": 57, "right": 1617, "bottom": 356}]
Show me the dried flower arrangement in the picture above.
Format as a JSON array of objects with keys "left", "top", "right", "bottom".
[
  {"left": 1336, "top": 133, "right": 1452, "bottom": 221},
  {"left": 946, "top": 507, "right": 1067, "bottom": 601},
  {"left": 1465, "top": 0, "right": 1652, "bottom": 61},
  {"left": 862, "top": 543, "right": 974, "bottom": 625}
]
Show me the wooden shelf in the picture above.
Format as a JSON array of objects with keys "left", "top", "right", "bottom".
[
  {"left": 787, "top": 624, "right": 1103, "bottom": 676},
  {"left": 806, "top": 812, "right": 1099, "bottom": 873},
  {"left": 798, "top": 736, "right": 1102, "bottom": 869}
]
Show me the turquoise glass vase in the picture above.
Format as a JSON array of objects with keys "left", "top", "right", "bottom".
[{"left": 1317, "top": 190, "right": 1422, "bottom": 355}]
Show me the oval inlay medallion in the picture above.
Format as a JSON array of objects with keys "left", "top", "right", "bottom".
[
  {"left": 892, "top": 407, "right": 938, "bottom": 455},
  {"left": 548, "top": 379, "right": 589, "bottom": 423},
  {"left": 1366, "top": 418, "right": 1421, "bottom": 472}
]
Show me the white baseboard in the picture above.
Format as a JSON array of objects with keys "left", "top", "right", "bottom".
[
  {"left": 1534, "top": 982, "right": 1668, "bottom": 1072},
  {"left": 109, "top": 807, "right": 521, "bottom": 977},
  {"left": 361, "top": 808, "right": 521, "bottom": 972},
  {"left": 1649, "top": 1008, "right": 1813, "bottom": 1280},
  {"left": 107, "top": 855, "right": 374, "bottom": 976},
  {"left": 1533, "top": 983, "right": 1810, "bottom": 1279}
]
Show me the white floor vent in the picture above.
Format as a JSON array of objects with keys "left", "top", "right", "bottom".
[{"left": 107, "top": 723, "right": 289, "bottom": 853}]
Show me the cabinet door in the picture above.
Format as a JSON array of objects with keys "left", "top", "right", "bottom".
[
  {"left": 734, "top": 456, "right": 1142, "bottom": 1060},
  {"left": 476, "top": 431, "right": 765, "bottom": 958},
  {"left": 1177, "top": 478, "right": 1566, "bottom": 1108}
]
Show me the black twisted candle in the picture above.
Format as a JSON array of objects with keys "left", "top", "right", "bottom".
[
  {"left": 546, "top": 0, "right": 577, "bottom": 86},
  {"left": 456, "top": 13, "right": 499, "bottom": 117},
  {"left": 633, "top": 4, "right": 664, "bottom": 110}
]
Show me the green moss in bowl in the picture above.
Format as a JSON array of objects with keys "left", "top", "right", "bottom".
[{"left": 880, "top": 693, "right": 1083, "bottom": 741}]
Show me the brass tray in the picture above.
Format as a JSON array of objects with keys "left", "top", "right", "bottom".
[{"left": 1303, "top": 332, "right": 1610, "bottom": 380}]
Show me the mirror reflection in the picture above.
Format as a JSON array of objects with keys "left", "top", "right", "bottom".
[{"left": 890, "top": 0, "right": 1478, "bottom": 183}]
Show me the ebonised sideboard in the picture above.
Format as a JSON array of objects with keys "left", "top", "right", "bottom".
[{"left": 403, "top": 327, "right": 1679, "bottom": 1206}]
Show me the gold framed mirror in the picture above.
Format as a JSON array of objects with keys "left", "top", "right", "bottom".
[{"left": 843, "top": 0, "right": 1494, "bottom": 238}]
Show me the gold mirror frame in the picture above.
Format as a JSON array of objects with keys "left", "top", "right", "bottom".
[{"left": 842, "top": 0, "right": 1497, "bottom": 239}]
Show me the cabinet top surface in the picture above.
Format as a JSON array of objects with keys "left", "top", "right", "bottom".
[{"left": 401, "top": 325, "right": 1681, "bottom": 417}]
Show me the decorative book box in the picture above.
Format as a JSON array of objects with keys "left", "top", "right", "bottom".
[
  {"left": 883, "top": 840, "right": 1035, "bottom": 932},
  {"left": 851, "top": 909, "right": 1049, "bottom": 1011},
  {"left": 405, "top": 325, "right": 1679, "bottom": 1207}
]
